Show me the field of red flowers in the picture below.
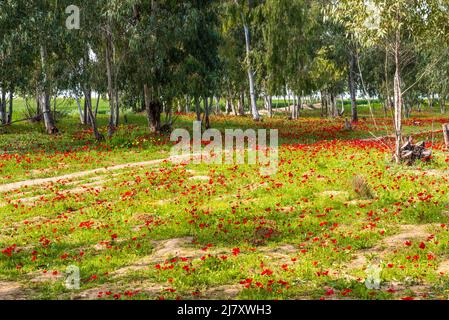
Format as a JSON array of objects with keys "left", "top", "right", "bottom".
[{"left": 1, "top": 113, "right": 449, "bottom": 300}]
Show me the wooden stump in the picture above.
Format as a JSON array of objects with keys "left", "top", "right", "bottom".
[
  {"left": 443, "top": 124, "right": 449, "bottom": 149},
  {"left": 344, "top": 118, "right": 352, "bottom": 131},
  {"left": 400, "top": 137, "right": 432, "bottom": 165}
]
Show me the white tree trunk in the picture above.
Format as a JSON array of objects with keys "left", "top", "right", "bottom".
[
  {"left": 242, "top": 15, "right": 260, "bottom": 121},
  {"left": 75, "top": 94, "right": 85, "bottom": 124},
  {"left": 393, "top": 29, "right": 402, "bottom": 163},
  {"left": 40, "top": 45, "right": 57, "bottom": 134}
]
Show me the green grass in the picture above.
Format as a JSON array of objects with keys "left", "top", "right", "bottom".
[{"left": 1, "top": 104, "right": 449, "bottom": 300}]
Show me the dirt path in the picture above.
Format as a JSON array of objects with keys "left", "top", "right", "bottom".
[
  {"left": 347, "top": 224, "right": 437, "bottom": 270},
  {"left": 0, "top": 153, "right": 201, "bottom": 193},
  {"left": 0, "top": 281, "right": 30, "bottom": 300}
]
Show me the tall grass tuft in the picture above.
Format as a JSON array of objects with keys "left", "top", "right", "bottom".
[{"left": 352, "top": 175, "right": 375, "bottom": 199}]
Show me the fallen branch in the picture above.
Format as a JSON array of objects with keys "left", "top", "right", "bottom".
[
  {"left": 0, "top": 114, "right": 43, "bottom": 127},
  {"left": 400, "top": 137, "right": 432, "bottom": 165}
]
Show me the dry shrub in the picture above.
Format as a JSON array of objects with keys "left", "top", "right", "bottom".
[{"left": 352, "top": 175, "right": 375, "bottom": 199}]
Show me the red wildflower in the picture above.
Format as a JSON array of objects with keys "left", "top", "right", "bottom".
[
  {"left": 261, "top": 269, "right": 273, "bottom": 276},
  {"left": 325, "top": 289, "right": 334, "bottom": 296}
]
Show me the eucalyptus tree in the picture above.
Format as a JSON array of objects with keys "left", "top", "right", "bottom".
[
  {"left": 257, "top": 0, "right": 315, "bottom": 119},
  {"left": 28, "top": 0, "right": 73, "bottom": 134},
  {"left": 308, "top": 13, "right": 347, "bottom": 118},
  {"left": 179, "top": 0, "right": 221, "bottom": 129},
  {"left": 61, "top": 0, "right": 105, "bottom": 140},
  {"left": 0, "top": 1, "right": 39, "bottom": 126},
  {"left": 358, "top": 45, "right": 395, "bottom": 114},
  {"left": 424, "top": 45, "right": 449, "bottom": 113},
  {"left": 219, "top": 10, "right": 247, "bottom": 116},
  {"left": 225, "top": 0, "right": 264, "bottom": 121},
  {"left": 332, "top": 0, "right": 444, "bottom": 162},
  {"left": 4, "top": 0, "right": 78, "bottom": 133},
  {"left": 122, "top": 1, "right": 219, "bottom": 132},
  {"left": 420, "top": 1, "right": 449, "bottom": 114}
]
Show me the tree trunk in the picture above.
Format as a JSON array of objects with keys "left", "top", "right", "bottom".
[
  {"left": 144, "top": 84, "right": 161, "bottom": 133},
  {"left": 194, "top": 96, "right": 201, "bottom": 122},
  {"left": 241, "top": 13, "right": 260, "bottom": 121},
  {"left": 204, "top": 97, "right": 210, "bottom": 129},
  {"left": 231, "top": 98, "right": 238, "bottom": 116},
  {"left": 40, "top": 45, "right": 58, "bottom": 134},
  {"left": 185, "top": 96, "right": 191, "bottom": 113},
  {"left": 0, "top": 88, "right": 6, "bottom": 125},
  {"left": 85, "top": 89, "right": 103, "bottom": 141},
  {"left": 291, "top": 96, "right": 300, "bottom": 120},
  {"left": 265, "top": 95, "right": 273, "bottom": 118},
  {"left": 35, "top": 88, "right": 41, "bottom": 117},
  {"left": 339, "top": 95, "right": 345, "bottom": 116},
  {"left": 53, "top": 93, "right": 57, "bottom": 116},
  {"left": 440, "top": 96, "right": 446, "bottom": 114},
  {"left": 105, "top": 24, "right": 116, "bottom": 136},
  {"left": 225, "top": 98, "right": 232, "bottom": 114},
  {"left": 83, "top": 93, "right": 88, "bottom": 125},
  {"left": 114, "top": 89, "right": 119, "bottom": 127},
  {"left": 238, "top": 92, "right": 245, "bottom": 116},
  {"left": 7, "top": 90, "right": 13, "bottom": 124},
  {"left": 349, "top": 52, "right": 358, "bottom": 122},
  {"left": 84, "top": 89, "right": 92, "bottom": 125},
  {"left": 331, "top": 93, "right": 338, "bottom": 117},
  {"left": 95, "top": 93, "right": 100, "bottom": 118},
  {"left": 384, "top": 47, "right": 390, "bottom": 116},
  {"left": 443, "top": 124, "right": 449, "bottom": 149},
  {"left": 75, "top": 94, "right": 85, "bottom": 124},
  {"left": 393, "top": 27, "right": 402, "bottom": 164},
  {"left": 214, "top": 96, "right": 220, "bottom": 114},
  {"left": 320, "top": 90, "right": 326, "bottom": 117}
]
